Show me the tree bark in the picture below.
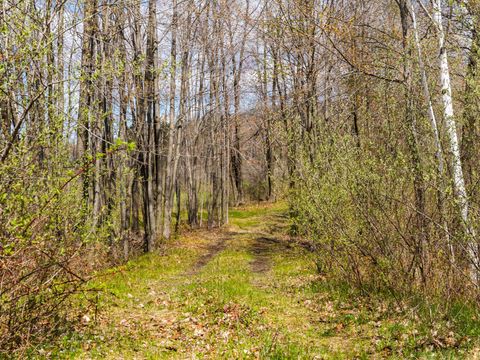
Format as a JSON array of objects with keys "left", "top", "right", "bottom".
[{"left": 432, "top": 0, "right": 477, "bottom": 279}]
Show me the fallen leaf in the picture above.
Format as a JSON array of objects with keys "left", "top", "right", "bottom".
[{"left": 81, "top": 314, "right": 90, "bottom": 325}]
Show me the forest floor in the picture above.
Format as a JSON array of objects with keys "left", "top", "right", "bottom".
[{"left": 39, "top": 203, "right": 480, "bottom": 359}]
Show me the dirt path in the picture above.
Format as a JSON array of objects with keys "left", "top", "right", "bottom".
[{"left": 47, "top": 204, "right": 369, "bottom": 358}]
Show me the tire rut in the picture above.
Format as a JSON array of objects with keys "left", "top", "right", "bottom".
[
  {"left": 249, "top": 236, "right": 282, "bottom": 273},
  {"left": 186, "top": 232, "right": 237, "bottom": 275}
]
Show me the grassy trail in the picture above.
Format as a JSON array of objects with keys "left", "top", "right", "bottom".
[{"left": 45, "top": 203, "right": 478, "bottom": 359}]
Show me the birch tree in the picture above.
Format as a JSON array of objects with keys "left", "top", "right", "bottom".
[{"left": 431, "top": 0, "right": 478, "bottom": 277}]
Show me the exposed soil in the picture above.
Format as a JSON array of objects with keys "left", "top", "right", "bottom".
[
  {"left": 187, "top": 232, "right": 237, "bottom": 274},
  {"left": 249, "top": 236, "right": 282, "bottom": 273}
]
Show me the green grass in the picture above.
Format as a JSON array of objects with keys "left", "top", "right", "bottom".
[
  {"left": 29, "top": 202, "right": 480, "bottom": 359},
  {"left": 229, "top": 201, "right": 288, "bottom": 230}
]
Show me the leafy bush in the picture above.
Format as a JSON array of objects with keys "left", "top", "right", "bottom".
[
  {"left": 0, "top": 143, "right": 115, "bottom": 354},
  {"left": 290, "top": 133, "right": 463, "bottom": 297}
]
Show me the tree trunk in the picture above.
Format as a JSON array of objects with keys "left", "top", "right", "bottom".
[
  {"left": 399, "top": 0, "right": 427, "bottom": 284},
  {"left": 409, "top": 0, "right": 451, "bottom": 261},
  {"left": 161, "top": 0, "right": 178, "bottom": 240},
  {"left": 432, "top": 0, "right": 477, "bottom": 279}
]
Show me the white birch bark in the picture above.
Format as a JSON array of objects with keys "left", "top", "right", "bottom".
[
  {"left": 409, "top": 0, "right": 453, "bottom": 259},
  {"left": 432, "top": 0, "right": 477, "bottom": 278}
]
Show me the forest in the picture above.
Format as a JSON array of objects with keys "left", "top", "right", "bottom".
[{"left": 2, "top": 0, "right": 480, "bottom": 358}]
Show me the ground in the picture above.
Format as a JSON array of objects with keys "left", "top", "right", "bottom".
[{"left": 39, "top": 203, "right": 480, "bottom": 359}]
